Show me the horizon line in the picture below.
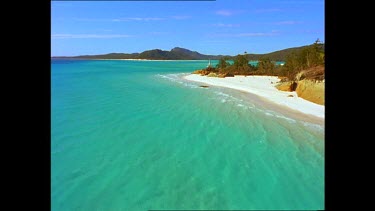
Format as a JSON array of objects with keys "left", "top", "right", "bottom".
[{"left": 51, "top": 43, "right": 321, "bottom": 57}]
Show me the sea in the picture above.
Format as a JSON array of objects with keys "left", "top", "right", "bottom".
[{"left": 51, "top": 59, "right": 324, "bottom": 210}]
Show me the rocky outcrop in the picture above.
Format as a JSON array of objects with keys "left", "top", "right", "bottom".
[
  {"left": 295, "top": 79, "right": 324, "bottom": 105},
  {"left": 218, "top": 72, "right": 234, "bottom": 78},
  {"left": 296, "top": 65, "right": 325, "bottom": 81},
  {"left": 276, "top": 79, "right": 324, "bottom": 105},
  {"left": 207, "top": 72, "right": 218, "bottom": 77},
  {"left": 276, "top": 65, "right": 324, "bottom": 105},
  {"left": 275, "top": 81, "right": 293, "bottom": 91},
  {"left": 193, "top": 69, "right": 234, "bottom": 78},
  {"left": 192, "top": 69, "right": 210, "bottom": 76}
]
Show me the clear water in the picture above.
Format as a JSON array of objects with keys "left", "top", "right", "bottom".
[{"left": 51, "top": 59, "right": 324, "bottom": 210}]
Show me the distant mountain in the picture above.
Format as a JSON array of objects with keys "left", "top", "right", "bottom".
[
  {"left": 137, "top": 47, "right": 226, "bottom": 60},
  {"left": 59, "top": 53, "right": 140, "bottom": 60},
  {"left": 52, "top": 44, "right": 324, "bottom": 61}
]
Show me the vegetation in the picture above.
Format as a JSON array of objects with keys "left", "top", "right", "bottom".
[
  {"left": 196, "top": 39, "right": 324, "bottom": 81},
  {"left": 283, "top": 39, "right": 325, "bottom": 80},
  {"left": 256, "top": 57, "right": 276, "bottom": 75},
  {"left": 244, "top": 43, "right": 323, "bottom": 61},
  {"left": 202, "top": 53, "right": 280, "bottom": 76},
  {"left": 216, "top": 57, "right": 230, "bottom": 69}
]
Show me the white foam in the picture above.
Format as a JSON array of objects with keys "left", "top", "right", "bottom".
[
  {"left": 184, "top": 74, "right": 324, "bottom": 119},
  {"left": 301, "top": 121, "right": 325, "bottom": 132},
  {"left": 157, "top": 73, "right": 199, "bottom": 88},
  {"left": 275, "top": 114, "right": 297, "bottom": 123},
  {"left": 265, "top": 112, "right": 274, "bottom": 116}
]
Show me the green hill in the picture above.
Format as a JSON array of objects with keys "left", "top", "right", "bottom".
[
  {"left": 245, "top": 44, "right": 324, "bottom": 61},
  {"left": 136, "top": 47, "right": 227, "bottom": 60},
  {"left": 58, "top": 53, "right": 140, "bottom": 60}
]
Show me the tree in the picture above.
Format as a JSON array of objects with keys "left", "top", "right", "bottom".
[
  {"left": 313, "top": 39, "right": 324, "bottom": 65},
  {"left": 258, "top": 57, "right": 275, "bottom": 75},
  {"left": 233, "top": 54, "right": 249, "bottom": 68},
  {"left": 284, "top": 53, "right": 300, "bottom": 79},
  {"left": 282, "top": 39, "right": 325, "bottom": 80},
  {"left": 216, "top": 57, "right": 230, "bottom": 70},
  {"left": 299, "top": 39, "right": 324, "bottom": 69}
]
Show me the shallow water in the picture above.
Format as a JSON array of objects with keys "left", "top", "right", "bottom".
[{"left": 52, "top": 59, "right": 324, "bottom": 210}]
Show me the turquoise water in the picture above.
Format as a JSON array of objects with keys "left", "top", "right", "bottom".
[{"left": 51, "top": 60, "right": 324, "bottom": 210}]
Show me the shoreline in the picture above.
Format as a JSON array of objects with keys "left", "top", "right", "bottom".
[
  {"left": 95, "top": 59, "right": 209, "bottom": 61},
  {"left": 51, "top": 58, "right": 210, "bottom": 61},
  {"left": 184, "top": 74, "right": 324, "bottom": 123}
]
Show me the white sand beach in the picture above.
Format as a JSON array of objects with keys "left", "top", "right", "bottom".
[{"left": 184, "top": 74, "right": 324, "bottom": 119}]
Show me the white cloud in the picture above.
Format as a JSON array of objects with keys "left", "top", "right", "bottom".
[
  {"left": 213, "top": 23, "right": 240, "bottom": 27},
  {"left": 274, "top": 21, "right": 303, "bottom": 25},
  {"left": 74, "top": 16, "right": 190, "bottom": 22},
  {"left": 300, "top": 29, "right": 323, "bottom": 34},
  {"left": 171, "top": 16, "right": 191, "bottom": 20},
  {"left": 216, "top": 10, "right": 235, "bottom": 16},
  {"left": 73, "top": 18, "right": 108, "bottom": 22},
  {"left": 236, "top": 33, "right": 275, "bottom": 37},
  {"left": 255, "top": 8, "right": 282, "bottom": 13},
  {"left": 52, "top": 34, "right": 132, "bottom": 39},
  {"left": 215, "top": 9, "right": 245, "bottom": 16},
  {"left": 149, "top": 32, "right": 168, "bottom": 35},
  {"left": 112, "top": 17, "right": 165, "bottom": 22},
  {"left": 280, "top": 1, "right": 323, "bottom": 5},
  {"left": 204, "top": 40, "right": 230, "bottom": 43},
  {"left": 209, "top": 31, "right": 279, "bottom": 37}
]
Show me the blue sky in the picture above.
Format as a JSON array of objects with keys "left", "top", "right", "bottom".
[{"left": 51, "top": 0, "right": 324, "bottom": 56}]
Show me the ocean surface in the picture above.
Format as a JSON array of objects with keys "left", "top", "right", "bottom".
[{"left": 51, "top": 60, "right": 324, "bottom": 210}]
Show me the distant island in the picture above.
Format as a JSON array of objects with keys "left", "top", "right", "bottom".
[{"left": 52, "top": 44, "right": 323, "bottom": 61}]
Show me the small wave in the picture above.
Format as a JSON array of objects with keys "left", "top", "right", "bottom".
[
  {"left": 275, "top": 114, "right": 297, "bottom": 123},
  {"left": 257, "top": 108, "right": 298, "bottom": 124},
  {"left": 184, "top": 83, "right": 199, "bottom": 88},
  {"left": 156, "top": 73, "right": 199, "bottom": 88},
  {"left": 213, "top": 90, "right": 251, "bottom": 106},
  {"left": 214, "top": 91, "right": 230, "bottom": 97},
  {"left": 247, "top": 105, "right": 255, "bottom": 109},
  {"left": 301, "top": 121, "right": 324, "bottom": 131},
  {"left": 265, "top": 112, "right": 274, "bottom": 116}
]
